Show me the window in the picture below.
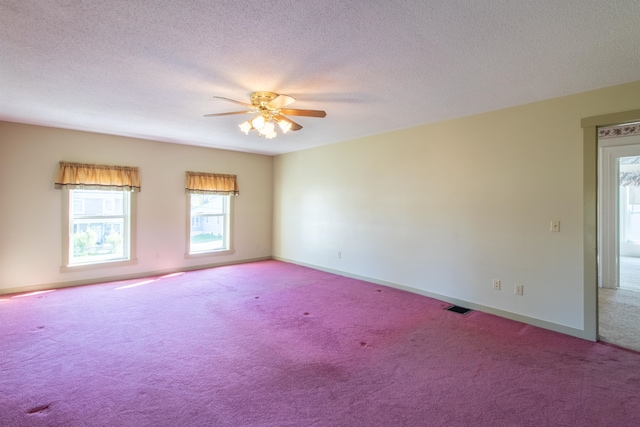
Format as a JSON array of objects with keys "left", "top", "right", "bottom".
[
  {"left": 55, "top": 161, "right": 140, "bottom": 269},
  {"left": 184, "top": 171, "right": 238, "bottom": 255},
  {"left": 188, "top": 194, "right": 230, "bottom": 253},
  {"left": 67, "top": 190, "right": 131, "bottom": 265}
]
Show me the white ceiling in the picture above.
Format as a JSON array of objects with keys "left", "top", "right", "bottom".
[{"left": 2, "top": 1, "right": 640, "bottom": 156}]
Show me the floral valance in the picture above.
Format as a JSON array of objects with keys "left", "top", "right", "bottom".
[
  {"left": 54, "top": 161, "right": 141, "bottom": 192},
  {"left": 185, "top": 171, "right": 239, "bottom": 195},
  {"left": 599, "top": 124, "right": 640, "bottom": 140}
]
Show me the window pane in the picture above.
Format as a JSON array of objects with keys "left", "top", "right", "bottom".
[
  {"left": 71, "top": 218, "right": 125, "bottom": 261},
  {"left": 69, "top": 190, "right": 129, "bottom": 265},
  {"left": 191, "top": 194, "right": 224, "bottom": 215},
  {"left": 73, "top": 198, "right": 85, "bottom": 214},
  {"left": 190, "top": 194, "right": 228, "bottom": 253},
  {"left": 72, "top": 190, "right": 124, "bottom": 216}
]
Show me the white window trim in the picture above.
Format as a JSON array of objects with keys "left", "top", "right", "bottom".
[{"left": 60, "top": 190, "right": 138, "bottom": 271}]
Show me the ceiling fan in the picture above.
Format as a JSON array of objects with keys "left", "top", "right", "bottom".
[{"left": 204, "top": 91, "right": 326, "bottom": 139}]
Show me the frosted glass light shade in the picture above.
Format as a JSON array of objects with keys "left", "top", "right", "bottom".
[
  {"left": 278, "top": 120, "right": 292, "bottom": 133},
  {"left": 262, "top": 121, "right": 275, "bottom": 134},
  {"left": 238, "top": 121, "right": 252, "bottom": 134},
  {"left": 251, "top": 115, "right": 265, "bottom": 130}
]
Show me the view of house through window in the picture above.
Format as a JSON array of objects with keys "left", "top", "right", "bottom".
[
  {"left": 189, "top": 194, "right": 229, "bottom": 253},
  {"left": 69, "top": 190, "right": 130, "bottom": 265}
]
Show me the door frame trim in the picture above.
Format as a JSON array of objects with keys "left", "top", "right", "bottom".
[{"left": 598, "top": 142, "right": 619, "bottom": 290}]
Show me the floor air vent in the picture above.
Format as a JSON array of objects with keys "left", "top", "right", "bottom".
[{"left": 445, "top": 305, "right": 472, "bottom": 315}]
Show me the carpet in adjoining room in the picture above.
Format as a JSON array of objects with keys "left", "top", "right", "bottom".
[
  {"left": 599, "top": 286, "right": 640, "bottom": 352},
  {"left": 1, "top": 260, "right": 640, "bottom": 426}
]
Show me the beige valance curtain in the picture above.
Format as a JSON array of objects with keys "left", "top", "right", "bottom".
[
  {"left": 185, "top": 171, "right": 239, "bottom": 195},
  {"left": 54, "top": 161, "right": 141, "bottom": 192}
]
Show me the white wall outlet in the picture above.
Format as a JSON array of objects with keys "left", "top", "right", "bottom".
[
  {"left": 515, "top": 284, "right": 524, "bottom": 296},
  {"left": 550, "top": 220, "right": 560, "bottom": 232},
  {"left": 493, "top": 279, "right": 501, "bottom": 290},
  {"left": 337, "top": 251, "right": 342, "bottom": 259}
]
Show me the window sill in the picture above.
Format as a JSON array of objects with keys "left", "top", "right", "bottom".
[
  {"left": 60, "top": 258, "right": 138, "bottom": 273},
  {"left": 185, "top": 249, "right": 234, "bottom": 259}
]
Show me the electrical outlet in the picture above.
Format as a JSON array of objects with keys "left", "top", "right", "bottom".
[
  {"left": 493, "top": 279, "right": 501, "bottom": 290},
  {"left": 337, "top": 251, "right": 342, "bottom": 259},
  {"left": 515, "top": 284, "right": 524, "bottom": 296}
]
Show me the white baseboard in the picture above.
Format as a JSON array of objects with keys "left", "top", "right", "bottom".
[
  {"left": 274, "top": 256, "right": 591, "bottom": 341},
  {"left": 0, "top": 256, "right": 272, "bottom": 296}
]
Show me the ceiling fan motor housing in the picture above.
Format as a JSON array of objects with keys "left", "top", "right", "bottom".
[{"left": 250, "top": 91, "right": 279, "bottom": 108}]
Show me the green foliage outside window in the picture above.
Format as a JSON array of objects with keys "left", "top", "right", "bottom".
[
  {"left": 104, "top": 232, "right": 122, "bottom": 249},
  {"left": 73, "top": 229, "right": 97, "bottom": 256},
  {"left": 73, "top": 229, "right": 122, "bottom": 256},
  {"left": 191, "top": 233, "right": 222, "bottom": 243}
]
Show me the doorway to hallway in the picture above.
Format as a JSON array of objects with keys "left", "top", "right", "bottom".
[
  {"left": 598, "top": 128, "right": 640, "bottom": 351},
  {"left": 599, "top": 133, "right": 640, "bottom": 290}
]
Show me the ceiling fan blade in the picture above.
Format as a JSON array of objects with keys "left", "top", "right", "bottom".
[
  {"left": 268, "top": 94, "right": 295, "bottom": 109},
  {"left": 274, "top": 115, "right": 303, "bottom": 131},
  {"left": 280, "top": 108, "right": 327, "bottom": 118},
  {"left": 203, "top": 111, "right": 253, "bottom": 117},
  {"left": 212, "top": 96, "right": 254, "bottom": 109}
]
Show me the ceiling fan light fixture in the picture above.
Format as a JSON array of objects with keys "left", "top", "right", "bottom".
[
  {"left": 251, "top": 115, "right": 265, "bottom": 130},
  {"left": 278, "top": 119, "right": 292, "bottom": 134},
  {"left": 238, "top": 121, "right": 252, "bottom": 134},
  {"left": 206, "top": 91, "right": 326, "bottom": 140},
  {"left": 261, "top": 121, "right": 275, "bottom": 135},
  {"left": 257, "top": 121, "right": 277, "bottom": 139}
]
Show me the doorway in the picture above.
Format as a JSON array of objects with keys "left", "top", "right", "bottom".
[
  {"left": 598, "top": 130, "right": 640, "bottom": 351},
  {"left": 599, "top": 135, "right": 640, "bottom": 289}
]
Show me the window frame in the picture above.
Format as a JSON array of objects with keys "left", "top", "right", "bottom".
[
  {"left": 186, "top": 193, "right": 234, "bottom": 257},
  {"left": 61, "top": 189, "right": 138, "bottom": 271}
]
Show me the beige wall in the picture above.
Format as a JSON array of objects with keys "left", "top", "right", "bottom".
[
  {"left": 0, "top": 122, "right": 273, "bottom": 293},
  {"left": 273, "top": 80, "right": 640, "bottom": 337}
]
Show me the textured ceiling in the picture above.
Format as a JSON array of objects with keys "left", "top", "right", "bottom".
[{"left": 2, "top": 1, "right": 640, "bottom": 156}]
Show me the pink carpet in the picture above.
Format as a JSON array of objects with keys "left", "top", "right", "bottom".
[{"left": 1, "top": 260, "right": 639, "bottom": 426}]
